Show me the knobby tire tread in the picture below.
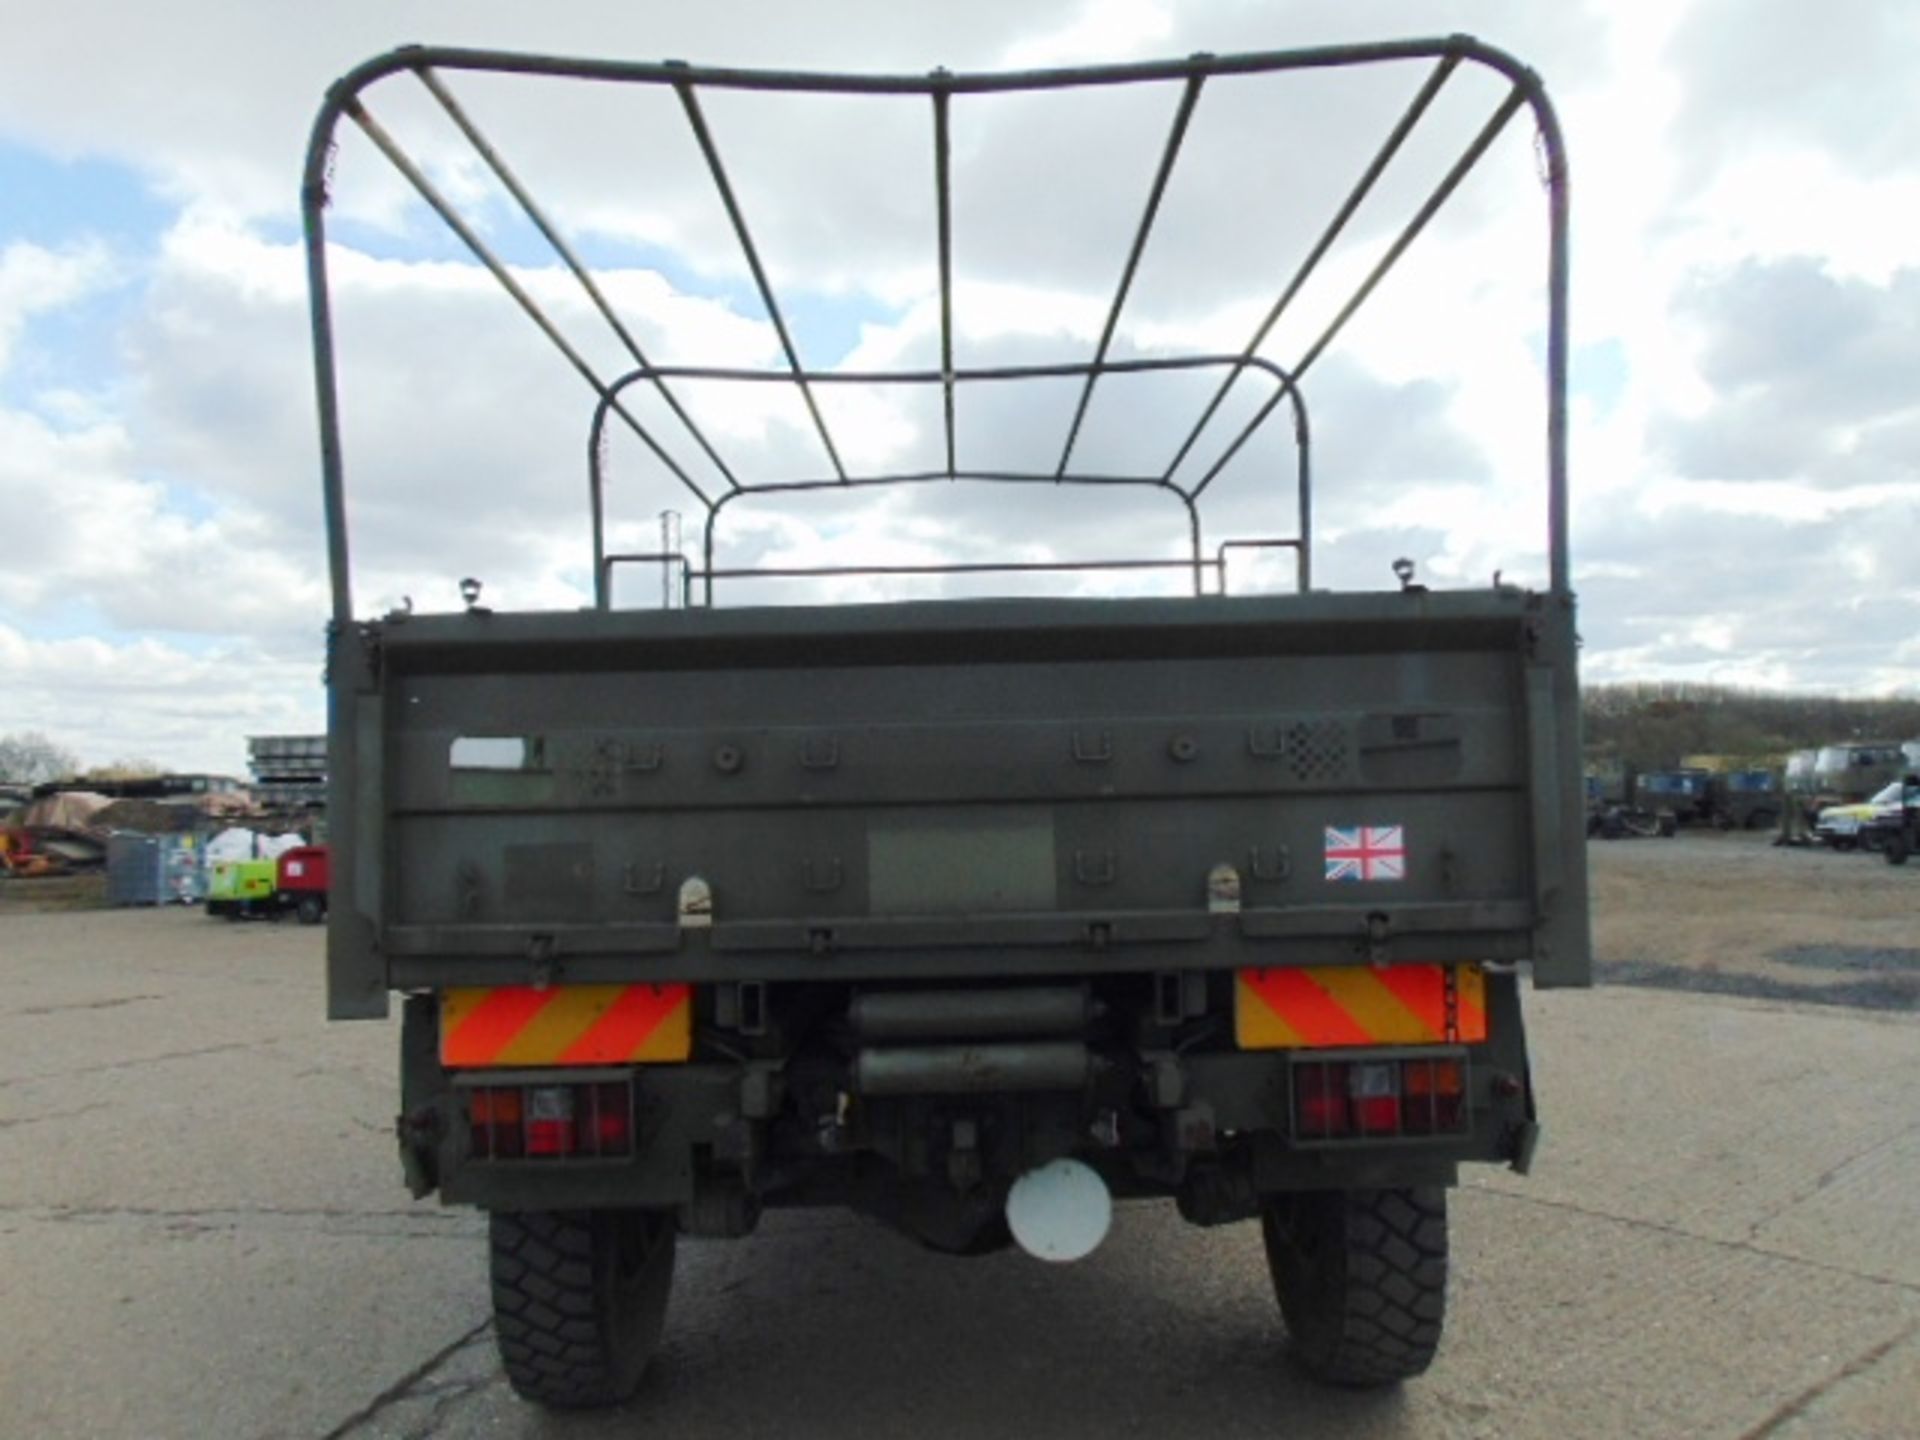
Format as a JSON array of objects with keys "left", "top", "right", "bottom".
[
  {"left": 489, "top": 1209, "right": 671, "bottom": 1408},
  {"left": 1267, "top": 1185, "right": 1448, "bottom": 1387}
]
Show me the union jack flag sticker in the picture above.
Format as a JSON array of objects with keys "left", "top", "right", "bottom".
[{"left": 1324, "top": 825, "right": 1406, "bottom": 882}]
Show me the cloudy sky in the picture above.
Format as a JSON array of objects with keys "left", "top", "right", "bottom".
[{"left": 2, "top": 1, "right": 1915, "bottom": 777}]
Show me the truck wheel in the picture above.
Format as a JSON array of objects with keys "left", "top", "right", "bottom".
[
  {"left": 490, "top": 1208, "right": 676, "bottom": 1408},
  {"left": 1886, "top": 831, "right": 1910, "bottom": 866},
  {"left": 1262, "top": 1186, "right": 1447, "bottom": 1387},
  {"left": 296, "top": 895, "right": 324, "bottom": 925}
]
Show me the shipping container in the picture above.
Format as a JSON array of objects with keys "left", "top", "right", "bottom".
[{"left": 106, "top": 832, "right": 207, "bottom": 906}]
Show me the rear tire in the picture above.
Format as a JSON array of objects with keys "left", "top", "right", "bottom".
[
  {"left": 295, "top": 894, "right": 325, "bottom": 925},
  {"left": 1262, "top": 1186, "right": 1447, "bottom": 1387},
  {"left": 1886, "top": 831, "right": 1910, "bottom": 866},
  {"left": 490, "top": 1208, "right": 676, "bottom": 1408}
]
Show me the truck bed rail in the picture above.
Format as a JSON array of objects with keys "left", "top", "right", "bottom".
[{"left": 303, "top": 38, "right": 1568, "bottom": 620}]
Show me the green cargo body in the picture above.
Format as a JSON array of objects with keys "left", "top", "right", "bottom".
[{"left": 330, "top": 589, "right": 1588, "bottom": 1006}]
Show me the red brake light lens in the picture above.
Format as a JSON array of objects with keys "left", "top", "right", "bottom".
[
  {"left": 1401, "top": 1058, "right": 1465, "bottom": 1135},
  {"left": 466, "top": 1080, "right": 634, "bottom": 1160},
  {"left": 590, "top": 1082, "right": 632, "bottom": 1152},
  {"left": 1293, "top": 1061, "right": 1351, "bottom": 1138},
  {"left": 1292, "top": 1056, "right": 1469, "bottom": 1141}
]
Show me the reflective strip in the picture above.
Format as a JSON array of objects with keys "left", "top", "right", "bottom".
[
  {"left": 1235, "top": 965, "right": 1486, "bottom": 1049},
  {"left": 441, "top": 984, "right": 692, "bottom": 1067}
]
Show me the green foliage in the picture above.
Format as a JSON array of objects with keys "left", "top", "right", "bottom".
[{"left": 1583, "top": 684, "right": 1920, "bottom": 772}]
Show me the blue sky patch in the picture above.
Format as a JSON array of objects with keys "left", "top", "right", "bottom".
[
  {"left": 1571, "top": 338, "right": 1627, "bottom": 419},
  {"left": 0, "top": 140, "right": 171, "bottom": 249},
  {"left": 2, "top": 282, "right": 143, "bottom": 420},
  {"left": 3, "top": 592, "right": 230, "bottom": 660},
  {"left": 0, "top": 141, "right": 171, "bottom": 418}
]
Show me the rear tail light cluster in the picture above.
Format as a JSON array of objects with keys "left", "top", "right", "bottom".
[
  {"left": 467, "top": 1081, "right": 633, "bottom": 1160},
  {"left": 1291, "top": 1056, "right": 1467, "bottom": 1140}
]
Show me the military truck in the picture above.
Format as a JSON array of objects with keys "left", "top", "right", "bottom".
[
  {"left": 305, "top": 40, "right": 1589, "bottom": 1407},
  {"left": 1706, "top": 768, "right": 1781, "bottom": 830},
  {"left": 1812, "top": 742, "right": 1908, "bottom": 810},
  {"left": 1631, "top": 768, "right": 1713, "bottom": 826},
  {"left": 1632, "top": 766, "right": 1778, "bottom": 831}
]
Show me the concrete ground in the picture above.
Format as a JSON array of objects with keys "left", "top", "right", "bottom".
[{"left": 0, "top": 900, "right": 1915, "bottom": 1439}]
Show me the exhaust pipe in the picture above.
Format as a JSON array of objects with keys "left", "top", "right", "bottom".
[{"left": 854, "top": 1042, "right": 1092, "bottom": 1096}]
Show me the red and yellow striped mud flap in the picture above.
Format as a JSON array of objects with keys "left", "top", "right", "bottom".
[
  {"left": 1235, "top": 965, "right": 1486, "bottom": 1049},
  {"left": 441, "top": 984, "right": 692, "bottom": 1067}
]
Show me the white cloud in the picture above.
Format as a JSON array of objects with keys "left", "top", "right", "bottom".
[
  {"left": 0, "top": 622, "right": 321, "bottom": 776},
  {"left": 0, "top": 240, "right": 114, "bottom": 376},
  {"left": 1001, "top": 0, "right": 1174, "bottom": 69},
  {"left": 0, "top": 404, "right": 326, "bottom": 639}
]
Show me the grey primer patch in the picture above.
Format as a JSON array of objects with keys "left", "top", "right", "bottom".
[
  {"left": 1597, "top": 959, "right": 1920, "bottom": 1014},
  {"left": 869, "top": 810, "right": 1055, "bottom": 915}
]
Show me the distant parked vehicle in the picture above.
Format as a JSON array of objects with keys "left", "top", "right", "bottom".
[
  {"left": 1812, "top": 743, "right": 1907, "bottom": 809},
  {"left": 276, "top": 845, "right": 330, "bottom": 924},
  {"left": 1633, "top": 769, "right": 1714, "bottom": 826},
  {"left": 1814, "top": 780, "right": 1908, "bottom": 851},
  {"left": 1784, "top": 750, "right": 1818, "bottom": 793},
  {"left": 1706, "top": 769, "right": 1781, "bottom": 830},
  {"left": 206, "top": 845, "right": 330, "bottom": 921},
  {"left": 1860, "top": 777, "right": 1920, "bottom": 865},
  {"left": 1586, "top": 769, "right": 1677, "bottom": 840}
]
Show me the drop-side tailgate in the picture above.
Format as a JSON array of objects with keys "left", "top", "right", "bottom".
[{"left": 326, "top": 589, "right": 1589, "bottom": 1015}]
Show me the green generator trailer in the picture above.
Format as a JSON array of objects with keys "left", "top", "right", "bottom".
[{"left": 205, "top": 857, "right": 277, "bottom": 920}]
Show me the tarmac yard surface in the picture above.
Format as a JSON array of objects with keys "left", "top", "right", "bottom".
[{"left": 1, "top": 837, "right": 1915, "bottom": 1439}]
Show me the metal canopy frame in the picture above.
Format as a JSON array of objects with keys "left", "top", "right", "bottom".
[{"left": 303, "top": 38, "right": 1569, "bottom": 624}]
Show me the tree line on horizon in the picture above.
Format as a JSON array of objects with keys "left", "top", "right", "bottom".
[
  {"left": 1582, "top": 683, "right": 1920, "bottom": 773},
  {"left": 0, "top": 732, "right": 164, "bottom": 788}
]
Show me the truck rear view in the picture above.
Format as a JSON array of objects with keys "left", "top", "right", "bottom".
[{"left": 305, "top": 38, "right": 1588, "bottom": 1408}]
